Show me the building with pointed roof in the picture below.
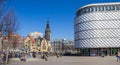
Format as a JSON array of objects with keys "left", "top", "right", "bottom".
[{"left": 24, "top": 19, "right": 52, "bottom": 53}]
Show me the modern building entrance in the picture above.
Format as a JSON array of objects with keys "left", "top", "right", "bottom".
[{"left": 80, "top": 48, "right": 119, "bottom": 56}]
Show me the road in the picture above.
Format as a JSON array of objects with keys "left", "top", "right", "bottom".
[{"left": 7, "top": 56, "right": 120, "bottom": 65}]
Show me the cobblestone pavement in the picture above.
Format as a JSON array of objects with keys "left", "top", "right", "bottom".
[{"left": 7, "top": 56, "right": 120, "bottom": 65}]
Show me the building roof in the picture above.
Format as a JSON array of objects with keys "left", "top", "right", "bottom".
[
  {"left": 77, "top": 2, "right": 120, "bottom": 12},
  {"left": 10, "top": 34, "right": 22, "bottom": 38},
  {"left": 24, "top": 36, "right": 35, "bottom": 43},
  {"left": 29, "top": 36, "right": 35, "bottom": 43}
]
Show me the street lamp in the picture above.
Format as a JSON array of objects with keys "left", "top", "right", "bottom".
[
  {"left": 28, "top": 40, "right": 30, "bottom": 53},
  {"left": 59, "top": 40, "right": 61, "bottom": 53},
  {"left": 54, "top": 41, "right": 55, "bottom": 55},
  {"left": 62, "top": 39, "right": 64, "bottom": 54}
]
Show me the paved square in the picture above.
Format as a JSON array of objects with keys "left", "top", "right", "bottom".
[{"left": 8, "top": 56, "right": 120, "bottom": 65}]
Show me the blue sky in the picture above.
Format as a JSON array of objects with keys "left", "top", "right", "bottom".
[{"left": 8, "top": 0, "right": 119, "bottom": 40}]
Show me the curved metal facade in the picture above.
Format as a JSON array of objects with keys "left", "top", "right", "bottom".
[{"left": 74, "top": 3, "right": 120, "bottom": 48}]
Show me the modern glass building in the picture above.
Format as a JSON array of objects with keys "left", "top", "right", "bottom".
[{"left": 74, "top": 2, "right": 120, "bottom": 56}]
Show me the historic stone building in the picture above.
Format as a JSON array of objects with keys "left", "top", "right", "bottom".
[
  {"left": 51, "top": 39, "right": 76, "bottom": 55},
  {"left": 24, "top": 36, "right": 37, "bottom": 52},
  {"left": 24, "top": 20, "right": 52, "bottom": 53}
]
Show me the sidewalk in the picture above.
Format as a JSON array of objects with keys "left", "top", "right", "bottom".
[{"left": 7, "top": 56, "right": 120, "bottom": 65}]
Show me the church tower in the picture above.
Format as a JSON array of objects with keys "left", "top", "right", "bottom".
[{"left": 45, "top": 19, "right": 51, "bottom": 41}]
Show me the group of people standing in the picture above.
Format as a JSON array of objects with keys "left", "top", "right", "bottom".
[
  {"left": 20, "top": 52, "right": 36, "bottom": 62},
  {"left": 0, "top": 52, "right": 12, "bottom": 64},
  {"left": 55, "top": 52, "right": 62, "bottom": 58}
]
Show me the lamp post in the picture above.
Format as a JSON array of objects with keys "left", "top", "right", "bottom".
[
  {"left": 59, "top": 41, "right": 61, "bottom": 53},
  {"left": 28, "top": 40, "right": 30, "bottom": 54},
  {"left": 62, "top": 39, "right": 64, "bottom": 54},
  {"left": 1, "top": 37, "right": 3, "bottom": 52},
  {"left": 54, "top": 41, "right": 55, "bottom": 55}
]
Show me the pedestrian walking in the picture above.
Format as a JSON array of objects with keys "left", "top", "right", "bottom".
[
  {"left": 115, "top": 52, "right": 119, "bottom": 62},
  {"left": 20, "top": 54, "right": 27, "bottom": 62},
  {"left": 100, "top": 52, "right": 104, "bottom": 58},
  {"left": 30, "top": 53, "right": 33, "bottom": 58},
  {"left": 43, "top": 54, "right": 47, "bottom": 61},
  {"left": 33, "top": 52, "right": 36, "bottom": 58},
  {"left": 117, "top": 51, "right": 120, "bottom": 62},
  {"left": 23, "top": 55, "right": 26, "bottom": 62},
  {"left": 0, "top": 54, "right": 4, "bottom": 65}
]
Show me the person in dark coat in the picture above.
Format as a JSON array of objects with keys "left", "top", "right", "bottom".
[{"left": 32, "top": 53, "right": 36, "bottom": 58}]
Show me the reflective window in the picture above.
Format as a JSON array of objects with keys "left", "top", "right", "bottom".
[
  {"left": 103, "top": 6, "right": 106, "bottom": 11},
  {"left": 118, "top": 5, "right": 120, "bottom": 10},
  {"left": 86, "top": 8, "right": 89, "bottom": 13},
  {"left": 114, "top": 6, "right": 119, "bottom": 10},
  {"left": 111, "top": 6, "right": 115, "bottom": 10},
  {"left": 76, "top": 10, "right": 80, "bottom": 17},
  {"left": 90, "top": 7, "right": 93, "bottom": 12},
  {"left": 83, "top": 9, "right": 86, "bottom": 13},
  {"left": 92, "top": 7, "right": 95, "bottom": 12},
  {"left": 81, "top": 9, "right": 84, "bottom": 14},
  {"left": 99, "top": 6, "right": 103, "bottom": 11},
  {"left": 106, "top": 6, "right": 111, "bottom": 11},
  {"left": 97, "top": 7, "right": 100, "bottom": 11},
  {"left": 94, "top": 7, "right": 97, "bottom": 11}
]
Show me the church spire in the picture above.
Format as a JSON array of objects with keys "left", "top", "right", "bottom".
[
  {"left": 46, "top": 18, "right": 50, "bottom": 28},
  {"left": 45, "top": 19, "right": 51, "bottom": 41}
]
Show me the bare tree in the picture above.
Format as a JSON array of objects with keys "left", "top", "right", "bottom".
[
  {"left": 0, "top": 0, "right": 20, "bottom": 50},
  {"left": 3, "top": 8, "right": 19, "bottom": 37},
  {"left": 0, "top": 0, "right": 5, "bottom": 37},
  {"left": 0, "top": 0, "right": 20, "bottom": 37}
]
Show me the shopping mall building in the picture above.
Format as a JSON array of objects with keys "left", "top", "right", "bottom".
[{"left": 74, "top": 2, "right": 120, "bottom": 56}]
